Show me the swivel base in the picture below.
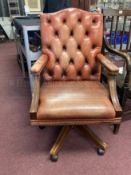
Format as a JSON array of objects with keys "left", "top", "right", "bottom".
[{"left": 49, "top": 125, "right": 109, "bottom": 162}]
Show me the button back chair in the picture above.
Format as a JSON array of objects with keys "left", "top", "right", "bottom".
[{"left": 30, "top": 8, "right": 122, "bottom": 161}]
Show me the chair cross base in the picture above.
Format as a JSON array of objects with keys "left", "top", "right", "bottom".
[{"left": 48, "top": 125, "right": 119, "bottom": 162}]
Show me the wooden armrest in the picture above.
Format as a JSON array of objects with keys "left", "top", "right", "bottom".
[
  {"left": 30, "top": 75, "right": 40, "bottom": 119},
  {"left": 103, "top": 36, "right": 131, "bottom": 72},
  {"left": 97, "top": 53, "right": 119, "bottom": 75},
  {"left": 108, "top": 74, "right": 122, "bottom": 116},
  {"left": 31, "top": 54, "right": 48, "bottom": 74}
]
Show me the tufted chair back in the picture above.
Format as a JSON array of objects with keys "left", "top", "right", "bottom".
[{"left": 40, "top": 8, "right": 103, "bottom": 81}]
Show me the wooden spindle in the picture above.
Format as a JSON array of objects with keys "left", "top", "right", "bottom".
[
  {"left": 110, "top": 16, "right": 114, "bottom": 45},
  {"left": 120, "top": 16, "right": 127, "bottom": 51},
  {"left": 114, "top": 16, "right": 119, "bottom": 48},
  {"left": 126, "top": 19, "right": 131, "bottom": 52}
]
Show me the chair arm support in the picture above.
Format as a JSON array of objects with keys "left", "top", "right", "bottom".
[
  {"left": 97, "top": 53, "right": 119, "bottom": 75},
  {"left": 30, "top": 75, "right": 40, "bottom": 119},
  {"left": 108, "top": 74, "right": 122, "bottom": 116},
  {"left": 103, "top": 36, "right": 131, "bottom": 72},
  {"left": 31, "top": 54, "right": 48, "bottom": 74}
]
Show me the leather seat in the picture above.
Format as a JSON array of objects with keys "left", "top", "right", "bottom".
[{"left": 37, "top": 81, "right": 115, "bottom": 120}]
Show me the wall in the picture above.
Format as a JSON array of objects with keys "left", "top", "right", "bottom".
[{"left": 0, "top": 0, "right": 44, "bottom": 17}]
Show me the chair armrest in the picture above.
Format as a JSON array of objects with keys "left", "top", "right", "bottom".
[
  {"left": 30, "top": 75, "right": 40, "bottom": 119},
  {"left": 97, "top": 53, "right": 122, "bottom": 114},
  {"left": 97, "top": 53, "right": 119, "bottom": 75},
  {"left": 108, "top": 74, "right": 122, "bottom": 116},
  {"left": 103, "top": 36, "right": 131, "bottom": 89},
  {"left": 31, "top": 54, "right": 48, "bottom": 74},
  {"left": 103, "top": 36, "right": 131, "bottom": 72}
]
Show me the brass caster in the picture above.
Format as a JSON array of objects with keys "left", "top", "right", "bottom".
[
  {"left": 97, "top": 148, "right": 105, "bottom": 156},
  {"left": 50, "top": 154, "right": 58, "bottom": 162},
  {"left": 39, "top": 126, "right": 45, "bottom": 130}
]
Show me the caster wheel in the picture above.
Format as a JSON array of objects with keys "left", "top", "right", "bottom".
[
  {"left": 50, "top": 154, "right": 58, "bottom": 162},
  {"left": 39, "top": 126, "right": 45, "bottom": 130},
  {"left": 97, "top": 148, "right": 105, "bottom": 156}
]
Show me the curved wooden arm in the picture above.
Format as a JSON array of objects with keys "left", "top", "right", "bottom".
[
  {"left": 30, "top": 75, "right": 40, "bottom": 119},
  {"left": 97, "top": 53, "right": 119, "bottom": 75},
  {"left": 103, "top": 36, "right": 131, "bottom": 72},
  {"left": 31, "top": 54, "right": 48, "bottom": 74},
  {"left": 108, "top": 74, "right": 122, "bottom": 116}
]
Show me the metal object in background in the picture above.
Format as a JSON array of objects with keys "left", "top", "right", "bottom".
[{"left": 7, "top": 0, "right": 20, "bottom": 16}]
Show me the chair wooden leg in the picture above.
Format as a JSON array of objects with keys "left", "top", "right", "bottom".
[
  {"left": 113, "top": 124, "right": 120, "bottom": 134},
  {"left": 39, "top": 126, "right": 45, "bottom": 129},
  {"left": 76, "top": 125, "right": 109, "bottom": 152},
  {"left": 50, "top": 126, "right": 72, "bottom": 162}
]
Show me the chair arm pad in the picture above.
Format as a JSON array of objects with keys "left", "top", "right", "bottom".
[
  {"left": 30, "top": 75, "right": 40, "bottom": 119},
  {"left": 108, "top": 75, "right": 122, "bottom": 115},
  {"left": 97, "top": 53, "right": 119, "bottom": 75},
  {"left": 31, "top": 54, "right": 48, "bottom": 74}
]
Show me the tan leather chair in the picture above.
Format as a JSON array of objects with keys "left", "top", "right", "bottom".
[{"left": 30, "top": 8, "right": 122, "bottom": 161}]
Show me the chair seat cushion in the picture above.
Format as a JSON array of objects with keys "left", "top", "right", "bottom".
[{"left": 37, "top": 81, "right": 115, "bottom": 120}]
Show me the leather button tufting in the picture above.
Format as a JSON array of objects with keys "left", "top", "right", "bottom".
[
  {"left": 63, "top": 70, "right": 67, "bottom": 76},
  {"left": 78, "top": 70, "right": 81, "bottom": 76},
  {"left": 56, "top": 58, "right": 59, "bottom": 63},
  {"left": 92, "top": 18, "right": 97, "bottom": 24},
  {"left": 63, "top": 45, "right": 66, "bottom": 50},
  {"left": 41, "top": 8, "right": 103, "bottom": 81},
  {"left": 55, "top": 30, "right": 59, "bottom": 36},
  {"left": 47, "top": 18, "right": 51, "bottom": 23},
  {"left": 92, "top": 44, "right": 96, "bottom": 49},
  {"left": 70, "top": 30, "right": 74, "bottom": 36},
  {"left": 77, "top": 45, "right": 81, "bottom": 50},
  {"left": 78, "top": 18, "right": 82, "bottom": 23},
  {"left": 63, "top": 18, "right": 67, "bottom": 23},
  {"left": 47, "top": 45, "right": 51, "bottom": 50},
  {"left": 48, "top": 70, "right": 53, "bottom": 76},
  {"left": 70, "top": 58, "right": 74, "bottom": 64},
  {"left": 85, "top": 31, "right": 89, "bottom": 36},
  {"left": 85, "top": 58, "right": 88, "bottom": 63}
]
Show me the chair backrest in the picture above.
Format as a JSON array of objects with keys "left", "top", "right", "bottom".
[
  {"left": 40, "top": 8, "right": 103, "bottom": 81},
  {"left": 103, "top": 9, "right": 131, "bottom": 53}
]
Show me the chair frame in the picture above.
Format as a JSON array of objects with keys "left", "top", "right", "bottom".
[{"left": 29, "top": 9, "right": 127, "bottom": 161}]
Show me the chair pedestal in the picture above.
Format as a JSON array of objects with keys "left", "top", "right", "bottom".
[{"left": 50, "top": 125, "right": 109, "bottom": 162}]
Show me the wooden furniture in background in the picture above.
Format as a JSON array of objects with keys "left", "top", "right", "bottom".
[
  {"left": 103, "top": 9, "right": 131, "bottom": 114},
  {"left": 71, "top": 0, "right": 91, "bottom": 10}
]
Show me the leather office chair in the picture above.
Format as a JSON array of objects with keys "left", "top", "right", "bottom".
[{"left": 30, "top": 8, "right": 122, "bottom": 161}]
